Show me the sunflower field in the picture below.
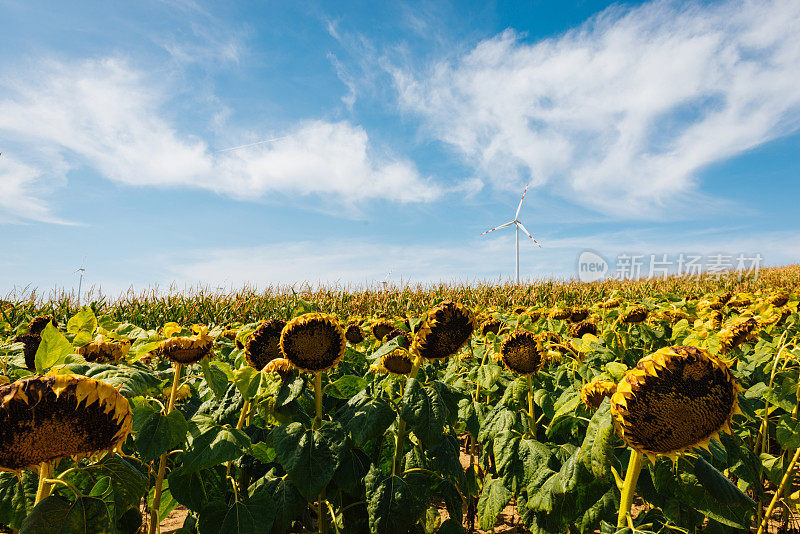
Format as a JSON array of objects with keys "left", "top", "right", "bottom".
[{"left": 1, "top": 269, "right": 799, "bottom": 534}]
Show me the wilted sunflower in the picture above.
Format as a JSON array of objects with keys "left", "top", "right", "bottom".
[
  {"left": 727, "top": 296, "right": 752, "bottom": 308},
  {"left": 411, "top": 301, "right": 476, "bottom": 360},
  {"left": 344, "top": 323, "right": 364, "bottom": 344},
  {"left": 500, "top": 330, "right": 544, "bottom": 375},
  {"left": 657, "top": 309, "right": 690, "bottom": 324},
  {"left": 264, "top": 358, "right": 294, "bottom": 380},
  {"left": 581, "top": 379, "right": 617, "bottom": 410},
  {"left": 371, "top": 320, "right": 395, "bottom": 342},
  {"left": 380, "top": 349, "right": 414, "bottom": 375},
  {"left": 0, "top": 375, "right": 132, "bottom": 471},
  {"left": 769, "top": 292, "right": 789, "bottom": 307},
  {"left": 549, "top": 307, "right": 572, "bottom": 320},
  {"left": 280, "top": 313, "right": 345, "bottom": 372},
  {"left": 219, "top": 326, "right": 239, "bottom": 341},
  {"left": 383, "top": 328, "right": 411, "bottom": 349},
  {"left": 569, "top": 308, "right": 589, "bottom": 323},
  {"left": 718, "top": 291, "right": 733, "bottom": 304},
  {"left": 710, "top": 310, "right": 724, "bottom": 330},
  {"left": 610, "top": 345, "right": 739, "bottom": 460},
  {"left": 523, "top": 310, "right": 542, "bottom": 323},
  {"left": 14, "top": 334, "right": 41, "bottom": 371},
  {"left": 698, "top": 299, "right": 724, "bottom": 311},
  {"left": 154, "top": 326, "right": 214, "bottom": 365},
  {"left": 621, "top": 307, "right": 648, "bottom": 324},
  {"left": 571, "top": 321, "right": 598, "bottom": 338},
  {"left": 480, "top": 318, "right": 502, "bottom": 336},
  {"left": 77, "top": 337, "right": 131, "bottom": 364},
  {"left": 513, "top": 306, "right": 526, "bottom": 315},
  {"left": 27, "top": 315, "right": 56, "bottom": 336},
  {"left": 599, "top": 298, "right": 622, "bottom": 309},
  {"left": 245, "top": 319, "right": 286, "bottom": 371},
  {"left": 718, "top": 318, "right": 758, "bottom": 353}
]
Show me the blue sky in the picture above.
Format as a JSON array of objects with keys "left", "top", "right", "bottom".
[{"left": 1, "top": 0, "right": 799, "bottom": 296}]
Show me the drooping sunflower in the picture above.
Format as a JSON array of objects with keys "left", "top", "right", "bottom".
[
  {"left": 581, "top": 379, "right": 617, "bottom": 410},
  {"left": 523, "top": 310, "right": 542, "bottom": 323},
  {"left": 154, "top": 326, "right": 214, "bottom": 365},
  {"left": 280, "top": 313, "right": 345, "bottom": 372},
  {"left": 570, "top": 321, "right": 598, "bottom": 338},
  {"left": 77, "top": 337, "right": 131, "bottom": 364},
  {"left": 500, "top": 330, "right": 544, "bottom": 375},
  {"left": 657, "top": 309, "right": 690, "bottom": 324},
  {"left": 263, "top": 358, "right": 294, "bottom": 380},
  {"left": 610, "top": 345, "right": 739, "bottom": 460},
  {"left": 599, "top": 297, "right": 622, "bottom": 309},
  {"left": 411, "top": 301, "right": 475, "bottom": 360},
  {"left": 380, "top": 349, "right": 414, "bottom": 375},
  {"left": 371, "top": 320, "right": 395, "bottom": 342},
  {"left": 27, "top": 315, "right": 56, "bottom": 336},
  {"left": 0, "top": 375, "right": 132, "bottom": 471},
  {"left": 14, "top": 333, "right": 41, "bottom": 371},
  {"left": 769, "top": 292, "right": 789, "bottom": 307},
  {"left": 569, "top": 308, "right": 589, "bottom": 323},
  {"left": 344, "top": 323, "right": 364, "bottom": 345},
  {"left": 718, "top": 291, "right": 733, "bottom": 304},
  {"left": 709, "top": 310, "right": 723, "bottom": 330},
  {"left": 383, "top": 328, "right": 411, "bottom": 349},
  {"left": 480, "top": 318, "right": 502, "bottom": 336},
  {"left": 245, "top": 319, "right": 286, "bottom": 371},
  {"left": 548, "top": 307, "right": 572, "bottom": 321},
  {"left": 727, "top": 295, "right": 752, "bottom": 308},
  {"left": 718, "top": 318, "right": 758, "bottom": 353},
  {"left": 513, "top": 306, "right": 526, "bottom": 315},
  {"left": 621, "top": 306, "right": 648, "bottom": 324}
]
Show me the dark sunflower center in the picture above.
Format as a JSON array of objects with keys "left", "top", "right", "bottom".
[
  {"left": 282, "top": 321, "right": 342, "bottom": 371},
  {"left": 245, "top": 319, "right": 285, "bottom": 370},
  {"left": 501, "top": 332, "right": 542, "bottom": 375}
]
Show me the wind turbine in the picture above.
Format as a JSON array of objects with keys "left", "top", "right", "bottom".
[
  {"left": 480, "top": 184, "right": 541, "bottom": 284},
  {"left": 74, "top": 257, "right": 86, "bottom": 307}
]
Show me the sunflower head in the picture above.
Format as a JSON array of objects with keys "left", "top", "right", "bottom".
[
  {"left": 245, "top": 319, "right": 286, "bottom": 371},
  {"left": 280, "top": 313, "right": 345, "bottom": 372},
  {"left": 500, "top": 330, "right": 544, "bottom": 375},
  {"left": 581, "top": 379, "right": 617, "bottom": 410},
  {"left": 727, "top": 295, "right": 752, "bottom": 308},
  {"left": 718, "top": 318, "right": 758, "bottom": 353},
  {"left": 154, "top": 326, "right": 214, "bottom": 365},
  {"left": 380, "top": 349, "right": 414, "bottom": 375},
  {"left": 569, "top": 308, "right": 589, "bottom": 323},
  {"left": 0, "top": 375, "right": 132, "bottom": 471},
  {"left": 383, "top": 328, "right": 411, "bottom": 349},
  {"left": 570, "top": 321, "right": 598, "bottom": 338},
  {"left": 610, "top": 345, "right": 739, "bottom": 460},
  {"left": 523, "top": 310, "right": 542, "bottom": 323},
  {"left": 371, "top": 320, "right": 395, "bottom": 342},
  {"left": 513, "top": 306, "right": 526, "bottom": 315},
  {"left": 718, "top": 291, "right": 733, "bottom": 304},
  {"left": 710, "top": 310, "right": 723, "bottom": 330},
  {"left": 263, "top": 358, "right": 294, "bottom": 380},
  {"left": 77, "top": 337, "right": 131, "bottom": 364},
  {"left": 13, "top": 334, "right": 41, "bottom": 371},
  {"left": 411, "top": 301, "right": 476, "bottom": 360},
  {"left": 599, "top": 297, "right": 622, "bottom": 309},
  {"left": 344, "top": 323, "right": 364, "bottom": 345},
  {"left": 621, "top": 306, "right": 648, "bottom": 324},
  {"left": 27, "top": 315, "right": 57, "bottom": 336},
  {"left": 549, "top": 307, "right": 572, "bottom": 320},
  {"left": 659, "top": 309, "right": 690, "bottom": 324},
  {"left": 480, "top": 318, "right": 502, "bottom": 336},
  {"left": 769, "top": 292, "right": 789, "bottom": 307}
]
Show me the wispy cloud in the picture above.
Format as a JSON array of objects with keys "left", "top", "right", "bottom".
[
  {"left": 0, "top": 155, "right": 74, "bottom": 225},
  {"left": 0, "top": 58, "right": 442, "bottom": 223},
  {"left": 392, "top": 0, "right": 800, "bottom": 218}
]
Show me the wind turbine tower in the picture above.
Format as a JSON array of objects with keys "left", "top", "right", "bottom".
[
  {"left": 480, "top": 184, "right": 541, "bottom": 284},
  {"left": 75, "top": 258, "right": 86, "bottom": 307}
]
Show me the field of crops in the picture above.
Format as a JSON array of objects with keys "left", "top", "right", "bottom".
[{"left": 1, "top": 267, "right": 799, "bottom": 534}]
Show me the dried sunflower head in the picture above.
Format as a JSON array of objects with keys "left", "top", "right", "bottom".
[
  {"left": 411, "top": 301, "right": 475, "bottom": 360},
  {"left": 13, "top": 334, "right": 41, "bottom": 371},
  {"left": 263, "top": 358, "right": 294, "bottom": 380},
  {"left": 27, "top": 315, "right": 56, "bottom": 336},
  {"left": 77, "top": 337, "right": 131, "bottom": 364},
  {"left": 658, "top": 309, "right": 690, "bottom": 324},
  {"left": 154, "top": 326, "right": 214, "bottom": 365},
  {"left": 727, "top": 295, "right": 752, "bottom": 308},
  {"left": 344, "top": 323, "right": 364, "bottom": 345},
  {"left": 371, "top": 320, "right": 395, "bottom": 342},
  {"left": 581, "top": 379, "right": 617, "bottom": 410},
  {"left": 621, "top": 307, "right": 648, "bottom": 324},
  {"left": 570, "top": 321, "right": 598, "bottom": 338},
  {"left": 718, "top": 291, "right": 733, "bottom": 304},
  {"left": 769, "top": 292, "right": 789, "bottom": 307},
  {"left": 549, "top": 307, "right": 572, "bottom": 321},
  {"left": 718, "top": 318, "right": 758, "bottom": 353},
  {"left": 245, "top": 319, "right": 286, "bottom": 371},
  {"left": 383, "top": 328, "right": 411, "bottom": 349},
  {"left": 513, "top": 306, "right": 526, "bottom": 315},
  {"left": 0, "top": 375, "right": 132, "bottom": 471},
  {"left": 599, "top": 298, "right": 622, "bottom": 309},
  {"left": 500, "top": 330, "right": 544, "bottom": 375},
  {"left": 280, "top": 313, "right": 345, "bottom": 372},
  {"left": 569, "top": 308, "right": 589, "bottom": 323},
  {"left": 380, "top": 349, "right": 414, "bottom": 376},
  {"left": 710, "top": 310, "right": 723, "bottom": 330},
  {"left": 480, "top": 318, "right": 502, "bottom": 336},
  {"left": 610, "top": 345, "right": 739, "bottom": 460}
]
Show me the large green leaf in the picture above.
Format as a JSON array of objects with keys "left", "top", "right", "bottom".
[
  {"left": 0, "top": 470, "right": 37, "bottom": 531},
  {"left": 327, "top": 375, "right": 368, "bottom": 399},
  {"left": 477, "top": 476, "right": 511, "bottom": 530},
  {"left": 493, "top": 431, "right": 549, "bottom": 493},
  {"left": 201, "top": 358, "right": 230, "bottom": 400},
  {"left": 365, "top": 466, "right": 430, "bottom": 534},
  {"left": 132, "top": 400, "right": 189, "bottom": 462},
  {"left": 168, "top": 466, "right": 227, "bottom": 512},
  {"left": 20, "top": 495, "right": 111, "bottom": 534},
  {"left": 64, "top": 455, "right": 148, "bottom": 521},
  {"left": 35, "top": 323, "right": 75, "bottom": 372},
  {"left": 272, "top": 422, "right": 342, "bottom": 500},
  {"left": 400, "top": 379, "right": 447, "bottom": 447},
  {"left": 233, "top": 367, "right": 262, "bottom": 400},
  {"left": 250, "top": 472, "right": 306, "bottom": 534},
  {"left": 67, "top": 307, "right": 98, "bottom": 346},
  {"left": 336, "top": 390, "right": 396, "bottom": 448},
  {"left": 197, "top": 497, "right": 276, "bottom": 534},
  {"left": 776, "top": 414, "right": 800, "bottom": 450},
  {"left": 181, "top": 424, "right": 251, "bottom": 472}
]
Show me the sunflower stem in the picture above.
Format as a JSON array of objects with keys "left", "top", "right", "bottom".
[
  {"left": 527, "top": 374, "right": 536, "bottom": 439},
  {"left": 149, "top": 362, "right": 181, "bottom": 534},
  {"left": 34, "top": 461, "right": 52, "bottom": 505},
  {"left": 314, "top": 371, "right": 326, "bottom": 534},
  {"left": 226, "top": 399, "right": 252, "bottom": 477},
  {"left": 392, "top": 353, "right": 422, "bottom": 477},
  {"left": 756, "top": 446, "right": 800, "bottom": 534},
  {"left": 616, "top": 449, "right": 644, "bottom": 528}
]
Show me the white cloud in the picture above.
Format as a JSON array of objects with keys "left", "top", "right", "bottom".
[
  {"left": 392, "top": 0, "right": 800, "bottom": 217},
  {"left": 0, "top": 155, "right": 74, "bottom": 225},
  {"left": 0, "top": 58, "right": 441, "bottom": 223}
]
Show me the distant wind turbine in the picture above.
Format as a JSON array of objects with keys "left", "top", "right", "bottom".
[
  {"left": 480, "top": 184, "right": 541, "bottom": 284},
  {"left": 74, "top": 257, "right": 86, "bottom": 307}
]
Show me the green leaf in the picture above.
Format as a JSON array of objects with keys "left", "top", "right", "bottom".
[
  {"left": 365, "top": 466, "right": 430, "bottom": 534},
  {"left": 493, "top": 431, "right": 550, "bottom": 493},
  {"left": 776, "top": 414, "right": 800, "bottom": 450},
  {"left": 147, "top": 481, "right": 178, "bottom": 526},
  {"left": 477, "top": 364, "right": 502, "bottom": 389},
  {"left": 67, "top": 307, "right": 98, "bottom": 346},
  {"left": 83, "top": 366, "right": 161, "bottom": 398},
  {"left": 477, "top": 476, "right": 512, "bottom": 530},
  {"left": 436, "top": 518, "right": 466, "bottom": 534},
  {"left": 272, "top": 422, "right": 341, "bottom": 500},
  {"left": 250, "top": 473, "right": 306, "bottom": 534},
  {"left": 132, "top": 400, "right": 188, "bottom": 462},
  {"left": 35, "top": 323, "right": 75, "bottom": 372},
  {"left": 181, "top": 424, "right": 251, "bottom": 472},
  {"left": 21, "top": 495, "right": 111, "bottom": 534},
  {"left": 693, "top": 456, "right": 756, "bottom": 508},
  {"left": 336, "top": 390, "right": 396, "bottom": 448},
  {"left": 478, "top": 405, "right": 520, "bottom": 442},
  {"left": 233, "top": 367, "right": 262, "bottom": 400},
  {"left": 169, "top": 466, "right": 227, "bottom": 512},
  {"left": 327, "top": 375, "right": 368, "bottom": 399},
  {"left": 0, "top": 470, "right": 37, "bottom": 531},
  {"left": 546, "top": 390, "right": 581, "bottom": 437},
  {"left": 200, "top": 358, "right": 230, "bottom": 400},
  {"left": 198, "top": 496, "right": 276, "bottom": 534},
  {"left": 400, "top": 379, "right": 447, "bottom": 446}
]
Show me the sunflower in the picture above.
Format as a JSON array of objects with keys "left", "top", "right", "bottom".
[
  {"left": 718, "top": 291, "right": 732, "bottom": 304},
  {"left": 371, "top": 320, "right": 395, "bottom": 342},
  {"left": 411, "top": 301, "right": 475, "bottom": 360},
  {"left": 383, "top": 328, "right": 411, "bottom": 349},
  {"left": 13, "top": 333, "right": 41, "bottom": 371},
  {"left": 581, "top": 379, "right": 617, "bottom": 410},
  {"left": 380, "top": 349, "right": 414, "bottom": 375},
  {"left": 523, "top": 310, "right": 542, "bottom": 323},
  {"left": 344, "top": 323, "right": 364, "bottom": 344},
  {"left": 0, "top": 375, "right": 132, "bottom": 471},
  {"left": 27, "top": 315, "right": 56, "bottom": 336},
  {"left": 548, "top": 307, "right": 572, "bottom": 320},
  {"left": 513, "top": 306, "right": 526, "bottom": 315},
  {"left": 154, "top": 326, "right": 214, "bottom": 365},
  {"left": 569, "top": 308, "right": 589, "bottom": 323},
  {"left": 500, "top": 330, "right": 544, "bottom": 375},
  {"left": 570, "top": 321, "right": 598, "bottom": 338},
  {"left": 610, "top": 345, "right": 739, "bottom": 460},
  {"left": 77, "top": 337, "right": 131, "bottom": 364},
  {"left": 599, "top": 298, "right": 622, "bottom": 309},
  {"left": 263, "top": 358, "right": 294, "bottom": 380},
  {"left": 245, "top": 319, "right": 286, "bottom": 371},
  {"left": 710, "top": 310, "right": 724, "bottom": 330},
  {"left": 769, "top": 292, "right": 789, "bottom": 307},
  {"left": 657, "top": 309, "right": 690, "bottom": 324},
  {"left": 621, "top": 307, "right": 648, "bottom": 324},
  {"left": 718, "top": 318, "right": 758, "bottom": 353},
  {"left": 480, "top": 318, "right": 502, "bottom": 336},
  {"left": 280, "top": 313, "right": 345, "bottom": 372},
  {"left": 727, "top": 296, "right": 752, "bottom": 308}
]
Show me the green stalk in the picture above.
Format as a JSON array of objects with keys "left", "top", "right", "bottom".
[
  {"left": 314, "top": 371, "right": 326, "bottom": 534},
  {"left": 756, "top": 446, "right": 800, "bottom": 534},
  {"left": 392, "top": 354, "right": 423, "bottom": 477},
  {"left": 526, "top": 374, "right": 536, "bottom": 439},
  {"left": 616, "top": 449, "right": 644, "bottom": 528},
  {"left": 149, "top": 362, "right": 181, "bottom": 534},
  {"left": 34, "top": 461, "right": 52, "bottom": 505}
]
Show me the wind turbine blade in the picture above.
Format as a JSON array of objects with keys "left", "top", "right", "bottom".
[
  {"left": 515, "top": 221, "right": 542, "bottom": 248},
  {"left": 480, "top": 221, "right": 515, "bottom": 236},
  {"left": 514, "top": 183, "right": 529, "bottom": 220}
]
